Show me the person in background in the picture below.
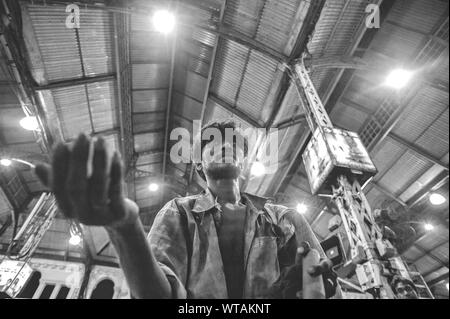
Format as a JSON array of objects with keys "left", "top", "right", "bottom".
[{"left": 391, "top": 276, "right": 419, "bottom": 299}]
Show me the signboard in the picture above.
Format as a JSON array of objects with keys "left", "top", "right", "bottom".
[{"left": 303, "top": 127, "right": 377, "bottom": 194}]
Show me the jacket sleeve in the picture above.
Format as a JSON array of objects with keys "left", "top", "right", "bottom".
[
  {"left": 267, "top": 203, "right": 343, "bottom": 299},
  {"left": 147, "top": 199, "right": 189, "bottom": 298}
]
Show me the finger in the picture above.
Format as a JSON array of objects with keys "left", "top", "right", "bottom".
[
  {"left": 109, "top": 151, "right": 123, "bottom": 203},
  {"left": 307, "top": 260, "right": 333, "bottom": 277},
  {"left": 34, "top": 164, "right": 51, "bottom": 189},
  {"left": 295, "top": 241, "right": 311, "bottom": 263},
  {"left": 89, "top": 137, "right": 110, "bottom": 206},
  {"left": 66, "top": 133, "right": 90, "bottom": 216},
  {"left": 52, "top": 143, "right": 72, "bottom": 217}
]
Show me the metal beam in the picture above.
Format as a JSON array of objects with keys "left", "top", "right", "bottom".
[
  {"left": 275, "top": 114, "right": 307, "bottom": 130},
  {"left": 161, "top": 2, "right": 178, "bottom": 206},
  {"left": 187, "top": 0, "right": 227, "bottom": 186},
  {"left": 413, "top": 243, "right": 449, "bottom": 270},
  {"left": 407, "top": 171, "right": 449, "bottom": 208},
  {"left": 372, "top": 182, "right": 408, "bottom": 207},
  {"left": 34, "top": 73, "right": 116, "bottom": 91},
  {"left": 427, "top": 272, "right": 449, "bottom": 287},
  {"left": 209, "top": 93, "right": 263, "bottom": 128},
  {"left": 198, "top": 24, "right": 288, "bottom": 64},
  {"left": 272, "top": 0, "right": 391, "bottom": 196},
  {"left": 423, "top": 264, "right": 450, "bottom": 280},
  {"left": 389, "top": 134, "right": 449, "bottom": 171}
]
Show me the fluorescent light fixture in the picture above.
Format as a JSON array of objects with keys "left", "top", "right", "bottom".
[
  {"left": 69, "top": 234, "right": 81, "bottom": 246},
  {"left": 0, "top": 159, "right": 12, "bottom": 167},
  {"left": 385, "top": 69, "right": 413, "bottom": 89},
  {"left": 149, "top": 183, "right": 159, "bottom": 192},
  {"left": 152, "top": 10, "right": 175, "bottom": 34},
  {"left": 250, "top": 162, "right": 266, "bottom": 177},
  {"left": 296, "top": 203, "right": 307, "bottom": 215},
  {"left": 424, "top": 223, "right": 435, "bottom": 231},
  {"left": 19, "top": 116, "right": 39, "bottom": 131},
  {"left": 429, "top": 193, "right": 446, "bottom": 206}
]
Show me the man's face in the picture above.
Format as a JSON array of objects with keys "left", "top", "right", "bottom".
[
  {"left": 201, "top": 136, "right": 246, "bottom": 180},
  {"left": 395, "top": 282, "right": 418, "bottom": 299}
]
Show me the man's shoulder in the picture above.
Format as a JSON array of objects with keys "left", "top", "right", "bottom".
[{"left": 160, "top": 194, "right": 200, "bottom": 211}]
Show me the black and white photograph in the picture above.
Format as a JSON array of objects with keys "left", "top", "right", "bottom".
[{"left": 0, "top": 0, "right": 448, "bottom": 307}]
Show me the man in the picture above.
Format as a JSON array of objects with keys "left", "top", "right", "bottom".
[
  {"left": 35, "top": 120, "right": 337, "bottom": 299},
  {"left": 391, "top": 276, "right": 419, "bottom": 299}
]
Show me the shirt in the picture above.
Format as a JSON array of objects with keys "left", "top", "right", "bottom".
[{"left": 147, "top": 189, "right": 326, "bottom": 299}]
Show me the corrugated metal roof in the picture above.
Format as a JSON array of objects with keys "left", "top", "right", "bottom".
[
  {"left": 132, "top": 64, "right": 170, "bottom": 89},
  {"left": 87, "top": 80, "right": 117, "bottom": 133},
  {"left": 235, "top": 51, "right": 278, "bottom": 121},
  {"left": 393, "top": 86, "right": 448, "bottom": 143},
  {"left": 132, "top": 89, "right": 167, "bottom": 113},
  {"left": 331, "top": 101, "right": 368, "bottom": 133},
  {"left": 27, "top": 4, "right": 83, "bottom": 81},
  {"left": 307, "top": 0, "right": 370, "bottom": 92},
  {"left": 371, "top": 136, "right": 407, "bottom": 175},
  {"left": 378, "top": 151, "right": 433, "bottom": 196},
  {"left": 134, "top": 131, "right": 164, "bottom": 153},
  {"left": 414, "top": 108, "right": 449, "bottom": 160},
  {"left": 387, "top": 0, "right": 448, "bottom": 35},
  {"left": 224, "top": 0, "right": 265, "bottom": 38},
  {"left": 51, "top": 85, "right": 92, "bottom": 139},
  {"left": 416, "top": 227, "right": 449, "bottom": 250},
  {"left": 399, "top": 164, "right": 447, "bottom": 202},
  {"left": 212, "top": 39, "right": 249, "bottom": 105},
  {"left": 414, "top": 254, "right": 439, "bottom": 274},
  {"left": 78, "top": 9, "right": 114, "bottom": 76}
]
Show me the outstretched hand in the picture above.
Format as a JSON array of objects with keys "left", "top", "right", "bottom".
[
  {"left": 267, "top": 242, "right": 337, "bottom": 299},
  {"left": 34, "top": 133, "right": 139, "bottom": 229}
]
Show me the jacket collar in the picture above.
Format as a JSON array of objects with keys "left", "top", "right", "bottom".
[{"left": 191, "top": 188, "right": 264, "bottom": 217}]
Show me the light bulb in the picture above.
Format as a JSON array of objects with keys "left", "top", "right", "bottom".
[
  {"left": 0, "top": 159, "right": 12, "bottom": 167},
  {"left": 152, "top": 10, "right": 175, "bottom": 34},
  {"left": 250, "top": 162, "right": 266, "bottom": 177},
  {"left": 424, "top": 223, "right": 434, "bottom": 231},
  {"left": 19, "top": 116, "right": 39, "bottom": 131},
  {"left": 385, "top": 69, "right": 413, "bottom": 89},
  {"left": 69, "top": 234, "right": 81, "bottom": 246},
  {"left": 149, "top": 183, "right": 159, "bottom": 192},
  {"left": 296, "top": 203, "right": 307, "bottom": 214},
  {"left": 429, "top": 193, "right": 446, "bottom": 206}
]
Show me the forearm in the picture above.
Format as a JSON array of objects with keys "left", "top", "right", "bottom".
[{"left": 106, "top": 218, "right": 172, "bottom": 299}]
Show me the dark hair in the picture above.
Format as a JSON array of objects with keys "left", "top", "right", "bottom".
[
  {"left": 194, "top": 120, "right": 249, "bottom": 181},
  {"left": 199, "top": 119, "right": 249, "bottom": 157},
  {"left": 391, "top": 276, "right": 418, "bottom": 294}
]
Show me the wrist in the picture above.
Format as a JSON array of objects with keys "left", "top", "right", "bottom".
[{"left": 105, "top": 204, "right": 141, "bottom": 235}]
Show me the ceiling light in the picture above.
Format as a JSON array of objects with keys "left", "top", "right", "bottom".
[
  {"left": 385, "top": 69, "right": 413, "bottom": 89},
  {"left": 429, "top": 193, "right": 446, "bottom": 206},
  {"left": 19, "top": 116, "right": 39, "bottom": 131},
  {"left": 424, "top": 223, "right": 435, "bottom": 231},
  {"left": 0, "top": 159, "right": 12, "bottom": 167},
  {"left": 149, "top": 183, "right": 159, "bottom": 192},
  {"left": 446, "top": 283, "right": 449, "bottom": 291},
  {"left": 296, "top": 203, "right": 307, "bottom": 215},
  {"left": 250, "top": 162, "right": 266, "bottom": 177},
  {"left": 152, "top": 10, "right": 175, "bottom": 34},
  {"left": 69, "top": 234, "right": 81, "bottom": 246}
]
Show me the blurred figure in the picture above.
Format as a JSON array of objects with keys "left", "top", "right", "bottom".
[{"left": 391, "top": 276, "right": 419, "bottom": 299}]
